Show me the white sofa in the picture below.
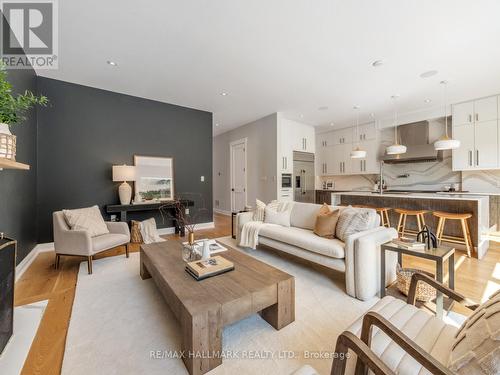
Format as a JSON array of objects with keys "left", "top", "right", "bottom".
[{"left": 237, "top": 202, "right": 398, "bottom": 301}]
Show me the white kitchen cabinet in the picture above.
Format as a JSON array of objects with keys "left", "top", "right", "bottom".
[
  {"left": 278, "top": 118, "right": 315, "bottom": 174},
  {"left": 357, "top": 122, "right": 377, "bottom": 141},
  {"left": 475, "top": 96, "right": 498, "bottom": 123},
  {"left": 475, "top": 120, "right": 498, "bottom": 168},
  {"left": 452, "top": 95, "right": 499, "bottom": 171},
  {"left": 452, "top": 124, "right": 475, "bottom": 170},
  {"left": 349, "top": 140, "right": 379, "bottom": 174},
  {"left": 332, "top": 128, "right": 352, "bottom": 145},
  {"left": 452, "top": 101, "right": 474, "bottom": 126},
  {"left": 332, "top": 144, "right": 351, "bottom": 175}
]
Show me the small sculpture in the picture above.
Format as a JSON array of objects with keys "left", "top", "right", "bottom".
[{"left": 416, "top": 225, "right": 437, "bottom": 249}]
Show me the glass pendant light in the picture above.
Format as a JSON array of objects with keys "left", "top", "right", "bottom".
[
  {"left": 434, "top": 81, "right": 460, "bottom": 150},
  {"left": 351, "top": 106, "right": 367, "bottom": 158},
  {"left": 386, "top": 95, "right": 407, "bottom": 155}
]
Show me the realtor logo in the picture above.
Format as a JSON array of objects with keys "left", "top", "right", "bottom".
[{"left": 0, "top": 0, "right": 58, "bottom": 69}]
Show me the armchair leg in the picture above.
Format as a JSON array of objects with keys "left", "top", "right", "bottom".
[
  {"left": 125, "top": 243, "right": 130, "bottom": 258},
  {"left": 87, "top": 256, "right": 93, "bottom": 274},
  {"left": 55, "top": 254, "right": 60, "bottom": 269}
]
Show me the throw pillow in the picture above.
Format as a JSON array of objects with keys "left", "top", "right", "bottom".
[
  {"left": 264, "top": 201, "right": 294, "bottom": 227},
  {"left": 253, "top": 199, "right": 266, "bottom": 221},
  {"left": 63, "top": 205, "right": 109, "bottom": 237},
  {"left": 335, "top": 206, "right": 376, "bottom": 242},
  {"left": 314, "top": 204, "right": 340, "bottom": 238},
  {"left": 448, "top": 289, "right": 500, "bottom": 374}
]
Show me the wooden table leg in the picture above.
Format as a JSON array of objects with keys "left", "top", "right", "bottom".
[
  {"left": 140, "top": 250, "right": 151, "bottom": 280},
  {"left": 181, "top": 307, "right": 222, "bottom": 375},
  {"left": 436, "top": 259, "right": 443, "bottom": 319},
  {"left": 380, "top": 248, "right": 386, "bottom": 298},
  {"left": 261, "top": 277, "right": 295, "bottom": 330},
  {"left": 448, "top": 253, "right": 455, "bottom": 290}
]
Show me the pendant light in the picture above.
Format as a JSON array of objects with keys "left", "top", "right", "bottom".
[
  {"left": 386, "top": 95, "right": 407, "bottom": 155},
  {"left": 434, "top": 81, "right": 460, "bottom": 150},
  {"left": 351, "top": 106, "right": 367, "bottom": 159}
]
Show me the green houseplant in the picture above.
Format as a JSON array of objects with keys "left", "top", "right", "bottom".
[{"left": 0, "top": 63, "right": 48, "bottom": 159}]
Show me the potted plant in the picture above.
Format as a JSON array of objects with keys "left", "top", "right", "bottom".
[{"left": 0, "top": 63, "right": 48, "bottom": 160}]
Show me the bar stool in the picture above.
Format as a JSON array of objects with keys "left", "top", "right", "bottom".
[
  {"left": 433, "top": 211, "right": 473, "bottom": 257},
  {"left": 394, "top": 208, "right": 427, "bottom": 237},
  {"left": 376, "top": 207, "right": 391, "bottom": 228}
]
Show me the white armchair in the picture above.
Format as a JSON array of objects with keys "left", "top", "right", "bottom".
[{"left": 53, "top": 211, "right": 131, "bottom": 274}]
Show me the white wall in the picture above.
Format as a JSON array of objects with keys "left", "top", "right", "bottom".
[{"left": 213, "top": 113, "right": 278, "bottom": 213}]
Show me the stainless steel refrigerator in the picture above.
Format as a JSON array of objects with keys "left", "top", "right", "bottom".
[{"left": 293, "top": 151, "right": 315, "bottom": 203}]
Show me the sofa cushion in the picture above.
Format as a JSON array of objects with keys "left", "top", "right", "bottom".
[
  {"left": 264, "top": 201, "right": 294, "bottom": 227},
  {"left": 63, "top": 205, "right": 109, "bottom": 237},
  {"left": 313, "top": 204, "right": 340, "bottom": 238},
  {"left": 347, "top": 296, "right": 458, "bottom": 375},
  {"left": 253, "top": 199, "right": 266, "bottom": 221},
  {"left": 290, "top": 202, "right": 327, "bottom": 230},
  {"left": 335, "top": 206, "right": 378, "bottom": 242},
  {"left": 259, "top": 225, "right": 345, "bottom": 258}
]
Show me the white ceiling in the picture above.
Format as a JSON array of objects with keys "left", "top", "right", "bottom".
[{"left": 37, "top": 0, "right": 500, "bottom": 135}]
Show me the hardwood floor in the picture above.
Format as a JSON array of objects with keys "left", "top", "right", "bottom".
[{"left": 14, "top": 211, "right": 500, "bottom": 374}]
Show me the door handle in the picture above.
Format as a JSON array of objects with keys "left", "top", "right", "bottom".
[
  {"left": 305, "top": 138, "right": 307, "bottom": 150},
  {"left": 476, "top": 150, "right": 479, "bottom": 166},
  {"left": 468, "top": 150, "right": 472, "bottom": 166},
  {"left": 476, "top": 113, "right": 479, "bottom": 122},
  {"left": 468, "top": 114, "right": 472, "bottom": 123}
]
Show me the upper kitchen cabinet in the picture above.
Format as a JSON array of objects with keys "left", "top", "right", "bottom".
[
  {"left": 350, "top": 140, "right": 379, "bottom": 174},
  {"left": 357, "top": 122, "right": 377, "bottom": 141},
  {"left": 332, "top": 127, "right": 352, "bottom": 145},
  {"left": 452, "top": 94, "right": 499, "bottom": 171},
  {"left": 278, "top": 117, "right": 316, "bottom": 173}
]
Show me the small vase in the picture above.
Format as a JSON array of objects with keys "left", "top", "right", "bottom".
[{"left": 188, "top": 231, "right": 195, "bottom": 245}]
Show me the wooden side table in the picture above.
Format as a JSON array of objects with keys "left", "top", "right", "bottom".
[
  {"left": 380, "top": 242, "right": 455, "bottom": 319},
  {"left": 231, "top": 211, "right": 246, "bottom": 239}
]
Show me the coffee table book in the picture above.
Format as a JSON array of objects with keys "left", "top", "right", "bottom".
[{"left": 185, "top": 255, "right": 234, "bottom": 280}]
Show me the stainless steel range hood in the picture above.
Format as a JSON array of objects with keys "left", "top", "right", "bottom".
[{"left": 383, "top": 120, "right": 443, "bottom": 164}]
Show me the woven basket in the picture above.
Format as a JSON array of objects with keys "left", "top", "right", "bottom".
[
  {"left": 396, "top": 265, "right": 436, "bottom": 302},
  {"left": 0, "top": 133, "right": 16, "bottom": 160}
]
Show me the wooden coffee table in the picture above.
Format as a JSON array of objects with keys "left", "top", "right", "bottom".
[{"left": 140, "top": 240, "right": 295, "bottom": 375}]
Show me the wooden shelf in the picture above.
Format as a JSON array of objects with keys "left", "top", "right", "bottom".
[{"left": 0, "top": 157, "right": 30, "bottom": 170}]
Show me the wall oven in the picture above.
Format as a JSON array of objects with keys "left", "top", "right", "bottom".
[{"left": 281, "top": 173, "right": 292, "bottom": 188}]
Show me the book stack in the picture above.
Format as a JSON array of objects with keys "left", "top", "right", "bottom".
[
  {"left": 392, "top": 238, "right": 426, "bottom": 250},
  {"left": 185, "top": 256, "right": 235, "bottom": 281}
]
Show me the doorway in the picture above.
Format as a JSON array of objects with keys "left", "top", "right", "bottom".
[{"left": 230, "top": 138, "right": 247, "bottom": 212}]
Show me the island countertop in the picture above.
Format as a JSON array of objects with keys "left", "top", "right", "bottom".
[{"left": 337, "top": 191, "right": 490, "bottom": 202}]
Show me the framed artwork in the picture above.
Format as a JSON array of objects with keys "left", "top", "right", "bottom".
[{"left": 134, "top": 155, "right": 174, "bottom": 201}]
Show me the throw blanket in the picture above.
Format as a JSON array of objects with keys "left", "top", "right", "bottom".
[
  {"left": 140, "top": 218, "right": 166, "bottom": 244},
  {"left": 239, "top": 221, "right": 265, "bottom": 249}
]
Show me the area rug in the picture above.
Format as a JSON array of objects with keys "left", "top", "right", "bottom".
[{"left": 61, "top": 237, "right": 378, "bottom": 375}]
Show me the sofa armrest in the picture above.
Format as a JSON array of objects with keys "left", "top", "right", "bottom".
[
  {"left": 236, "top": 211, "right": 254, "bottom": 242},
  {"left": 54, "top": 229, "right": 93, "bottom": 256},
  {"left": 106, "top": 221, "right": 130, "bottom": 239},
  {"left": 344, "top": 227, "right": 398, "bottom": 301}
]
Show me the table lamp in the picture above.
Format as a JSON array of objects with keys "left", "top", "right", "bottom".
[{"left": 112, "top": 165, "right": 135, "bottom": 205}]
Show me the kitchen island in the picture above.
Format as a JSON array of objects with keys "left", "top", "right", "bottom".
[{"left": 337, "top": 191, "right": 490, "bottom": 259}]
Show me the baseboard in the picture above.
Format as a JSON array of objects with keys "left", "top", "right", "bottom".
[
  {"left": 16, "top": 243, "right": 54, "bottom": 281},
  {"left": 155, "top": 221, "right": 215, "bottom": 235},
  {"left": 213, "top": 209, "right": 231, "bottom": 216}
]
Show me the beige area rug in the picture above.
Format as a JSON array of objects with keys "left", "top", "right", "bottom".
[{"left": 61, "top": 237, "right": 378, "bottom": 375}]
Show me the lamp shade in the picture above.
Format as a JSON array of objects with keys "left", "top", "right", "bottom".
[
  {"left": 350, "top": 148, "right": 367, "bottom": 159},
  {"left": 386, "top": 144, "right": 407, "bottom": 155},
  {"left": 434, "top": 137, "right": 460, "bottom": 151},
  {"left": 112, "top": 165, "right": 135, "bottom": 182}
]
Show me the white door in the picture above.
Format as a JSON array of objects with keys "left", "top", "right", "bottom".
[
  {"left": 475, "top": 120, "right": 498, "bottom": 169},
  {"left": 230, "top": 139, "right": 247, "bottom": 212},
  {"left": 452, "top": 125, "right": 475, "bottom": 170}
]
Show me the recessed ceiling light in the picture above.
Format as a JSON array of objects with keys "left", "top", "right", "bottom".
[
  {"left": 353, "top": 105, "right": 360, "bottom": 110},
  {"left": 369, "top": 113, "right": 375, "bottom": 118},
  {"left": 220, "top": 92, "right": 228, "bottom": 96},
  {"left": 391, "top": 94, "right": 400, "bottom": 99},
  {"left": 372, "top": 60, "right": 384, "bottom": 67},
  {"left": 420, "top": 70, "right": 438, "bottom": 78},
  {"left": 215, "top": 123, "right": 220, "bottom": 127},
  {"left": 424, "top": 99, "right": 432, "bottom": 103},
  {"left": 318, "top": 106, "right": 328, "bottom": 111},
  {"left": 107, "top": 60, "right": 118, "bottom": 66},
  {"left": 300, "top": 114, "right": 304, "bottom": 118},
  {"left": 330, "top": 122, "right": 334, "bottom": 126}
]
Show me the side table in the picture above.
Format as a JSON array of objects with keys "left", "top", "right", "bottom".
[{"left": 381, "top": 242, "right": 455, "bottom": 319}]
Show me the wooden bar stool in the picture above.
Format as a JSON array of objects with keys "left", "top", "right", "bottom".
[
  {"left": 376, "top": 207, "right": 391, "bottom": 228},
  {"left": 394, "top": 208, "right": 427, "bottom": 237},
  {"left": 433, "top": 211, "right": 473, "bottom": 257}
]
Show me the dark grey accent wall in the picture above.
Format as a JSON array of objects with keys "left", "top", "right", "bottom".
[
  {"left": 36, "top": 78, "right": 213, "bottom": 243},
  {"left": 0, "top": 68, "right": 38, "bottom": 263}
]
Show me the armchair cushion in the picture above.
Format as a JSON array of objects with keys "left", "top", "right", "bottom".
[
  {"left": 346, "top": 296, "right": 457, "bottom": 375},
  {"left": 92, "top": 233, "right": 130, "bottom": 254},
  {"left": 63, "top": 205, "right": 109, "bottom": 237}
]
